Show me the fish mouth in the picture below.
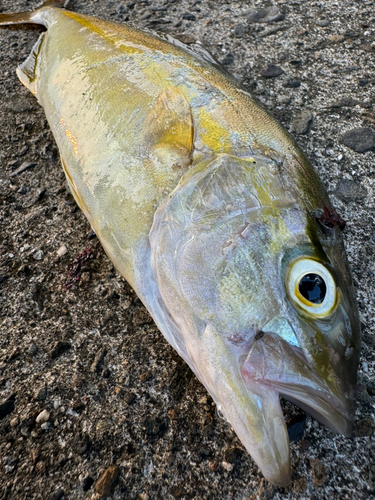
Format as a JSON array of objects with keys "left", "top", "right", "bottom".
[{"left": 241, "top": 331, "right": 354, "bottom": 437}]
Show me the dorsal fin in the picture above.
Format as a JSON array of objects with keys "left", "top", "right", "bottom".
[{"left": 0, "top": 0, "right": 69, "bottom": 26}]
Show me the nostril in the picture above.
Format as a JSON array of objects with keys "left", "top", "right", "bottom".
[{"left": 255, "top": 331, "right": 265, "bottom": 341}]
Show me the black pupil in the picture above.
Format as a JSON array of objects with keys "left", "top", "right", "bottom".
[{"left": 299, "top": 274, "right": 327, "bottom": 304}]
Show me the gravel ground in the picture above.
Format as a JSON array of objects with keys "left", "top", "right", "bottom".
[{"left": 0, "top": 1, "right": 374, "bottom": 499}]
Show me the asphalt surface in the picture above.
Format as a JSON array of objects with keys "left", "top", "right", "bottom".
[{"left": 0, "top": 1, "right": 374, "bottom": 499}]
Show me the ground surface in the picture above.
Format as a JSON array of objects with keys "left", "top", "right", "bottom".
[{"left": 0, "top": 0, "right": 374, "bottom": 499}]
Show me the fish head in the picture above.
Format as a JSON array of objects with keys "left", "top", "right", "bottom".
[{"left": 150, "top": 153, "right": 360, "bottom": 485}]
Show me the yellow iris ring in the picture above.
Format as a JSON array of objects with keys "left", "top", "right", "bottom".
[{"left": 287, "top": 258, "right": 338, "bottom": 318}]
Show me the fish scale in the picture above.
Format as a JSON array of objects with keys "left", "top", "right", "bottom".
[{"left": 0, "top": 0, "right": 361, "bottom": 486}]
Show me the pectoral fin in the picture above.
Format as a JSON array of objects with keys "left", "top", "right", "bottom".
[
  {"left": 16, "top": 33, "right": 45, "bottom": 95},
  {"left": 143, "top": 87, "right": 194, "bottom": 170}
]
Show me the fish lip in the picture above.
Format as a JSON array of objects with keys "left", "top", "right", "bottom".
[{"left": 241, "top": 332, "right": 354, "bottom": 436}]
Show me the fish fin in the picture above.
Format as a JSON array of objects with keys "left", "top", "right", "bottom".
[
  {"left": 16, "top": 33, "right": 45, "bottom": 95},
  {"left": 39, "top": 0, "right": 70, "bottom": 7},
  {"left": 156, "top": 33, "right": 237, "bottom": 82},
  {"left": 0, "top": 0, "right": 69, "bottom": 26},
  {"left": 144, "top": 87, "right": 194, "bottom": 169}
]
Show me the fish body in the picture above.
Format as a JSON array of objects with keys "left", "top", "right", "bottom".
[{"left": 0, "top": 1, "right": 361, "bottom": 486}]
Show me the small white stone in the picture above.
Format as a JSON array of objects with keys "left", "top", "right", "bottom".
[
  {"left": 10, "top": 416, "right": 19, "bottom": 427},
  {"left": 33, "top": 250, "right": 44, "bottom": 260},
  {"left": 57, "top": 245, "right": 68, "bottom": 257},
  {"left": 222, "top": 461, "right": 234, "bottom": 472},
  {"left": 36, "top": 409, "right": 50, "bottom": 424},
  {"left": 41, "top": 422, "right": 51, "bottom": 431}
]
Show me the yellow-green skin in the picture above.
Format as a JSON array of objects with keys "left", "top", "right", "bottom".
[{"left": 2, "top": 4, "right": 361, "bottom": 486}]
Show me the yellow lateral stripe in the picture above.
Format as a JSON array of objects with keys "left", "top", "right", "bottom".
[{"left": 62, "top": 11, "right": 142, "bottom": 54}]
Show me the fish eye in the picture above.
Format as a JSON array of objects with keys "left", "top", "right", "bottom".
[{"left": 287, "top": 258, "right": 337, "bottom": 316}]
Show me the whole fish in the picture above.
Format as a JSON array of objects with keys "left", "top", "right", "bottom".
[{"left": 0, "top": 0, "right": 361, "bottom": 486}]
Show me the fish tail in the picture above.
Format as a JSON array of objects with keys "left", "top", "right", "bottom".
[{"left": 0, "top": 0, "right": 70, "bottom": 26}]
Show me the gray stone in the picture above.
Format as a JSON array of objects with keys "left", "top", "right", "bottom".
[
  {"left": 327, "top": 96, "right": 358, "bottom": 108},
  {"left": 246, "top": 6, "right": 284, "bottom": 23},
  {"left": 260, "top": 63, "right": 283, "bottom": 78},
  {"left": 334, "top": 179, "right": 368, "bottom": 202},
  {"left": 33, "top": 249, "right": 44, "bottom": 260},
  {"left": 9, "top": 161, "right": 37, "bottom": 177},
  {"left": 342, "top": 128, "right": 375, "bottom": 153},
  {"left": 291, "top": 110, "right": 313, "bottom": 134},
  {"left": 34, "top": 384, "right": 48, "bottom": 401},
  {"left": 283, "top": 78, "right": 301, "bottom": 88}
]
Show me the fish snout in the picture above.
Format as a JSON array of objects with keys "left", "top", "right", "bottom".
[{"left": 241, "top": 332, "right": 354, "bottom": 436}]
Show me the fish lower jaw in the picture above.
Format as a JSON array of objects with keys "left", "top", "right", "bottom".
[{"left": 241, "top": 332, "right": 354, "bottom": 437}]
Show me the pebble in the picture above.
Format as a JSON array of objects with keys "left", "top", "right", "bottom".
[
  {"left": 220, "top": 53, "right": 235, "bottom": 66},
  {"left": 353, "top": 417, "right": 375, "bottom": 437},
  {"left": 291, "top": 110, "right": 313, "bottom": 134},
  {"left": 94, "top": 465, "right": 120, "bottom": 497},
  {"left": 34, "top": 384, "right": 48, "bottom": 401},
  {"left": 33, "top": 249, "right": 44, "bottom": 260},
  {"left": 233, "top": 24, "right": 247, "bottom": 38},
  {"left": 222, "top": 461, "right": 234, "bottom": 472},
  {"left": 10, "top": 416, "right": 19, "bottom": 427},
  {"left": 9, "top": 161, "right": 37, "bottom": 178},
  {"left": 278, "top": 96, "right": 292, "bottom": 105},
  {"left": 260, "top": 63, "right": 283, "bottom": 78},
  {"left": 52, "top": 488, "right": 64, "bottom": 500},
  {"left": 116, "top": 4, "right": 129, "bottom": 15},
  {"left": 0, "top": 394, "right": 16, "bottom": 419},
  {"left": 57, "top": 245, "right": 68, "bottom": 257},
  {"left": 41, "top": 422, "right": 51, "bottom": 431},
  {"left": 246, "top": 6, "right": 284, "bottom": 23},
  {"left": 334, "top": 179, "right": 368, "bottom": 202},
  {"left": 282, "top": 78, "right": 301, "bottom": 88},
  {"left": 30, "top": 447, "right": 41, "bottom": 465},
  {"left": 223, "top": 447, "right": 243, "bottom": 466},
  {"left": 341, "top": 127, "right": 375, "bottom": 153},
  {"left": 142, "top": 415, "right": 168, "bottom": 437},
  {"left": 182, "top": 12, "right": 196, "bottom": 21},
  {"left": 90, "top": 347, "right": 107, "bottom": 373},
  {"left": 209, "top": 460, "right": 219, "bottom": 471},
  {"left": 328, "top": 96, "right": 357, "bottom": 108},
  {"left": 294, "top": 477, "right": 307, "bottom": 493},
  {"left": 3, "top": 457, "right": 18, "bottom": 474},
  {"left": 139, "top": 11, "right": 151, "bottom": 21},
  {"left": 329, "top": 34, "right": 345, "bottom": 43},
  {"left": 316, "top": 19, "right": 329, "bottom": 27},
  {"left": 260, "top": 25, "right": 289, "bottom": 38},
  {"left": 311, "top": 458, "right": 326, "bottom": 486},
  {"left": 139, "top": 371, "right": 152, "bottom": 382},
  {"left": 36, "top": 409, "right": 50, "bottom": 424},
  {"left": 87, "top": 229, "right": 97, "bottom": 240}
]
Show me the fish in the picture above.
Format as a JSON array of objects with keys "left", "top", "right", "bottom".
[{"left": 0, "top": 0, "right": 361, "bottom": 486}]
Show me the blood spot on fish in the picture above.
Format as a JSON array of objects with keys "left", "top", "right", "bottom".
[
  {"left": 228, "top": 333, "right": 246, "bottom": 344},
  {"left": 316, "top": 206, "right": 346, "bottom": 231}
]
